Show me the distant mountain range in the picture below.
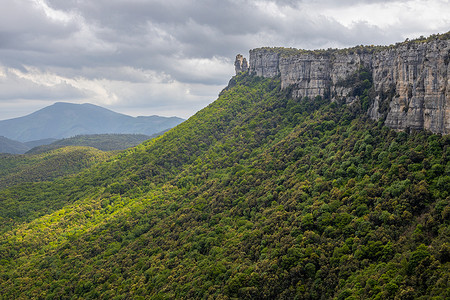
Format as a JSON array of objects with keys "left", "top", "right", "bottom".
[
  {"left": 0, "top": 102, "right": 184, "bottom": 143},
  {"left": 0, "top": 136, "right": 31, "bottom": 154},
  {"left": 27, "top": 133, "right": 154, "bottom": 154},
  {"left": 1, "top": 33, "right": 450, "bottom": 299}
]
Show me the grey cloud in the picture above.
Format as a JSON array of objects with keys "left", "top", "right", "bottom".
[
  {"left": 0, "top": 0, "right": 448, "bottom": 120},
  {"left": 0, "top": 73, "right": 84, "bottom": 101},
  {"left": 3, "top": 0, "right": 398, "bottom": 71},
  {"left": 0, "top": 1, "right": 78, "bottom": 50}
]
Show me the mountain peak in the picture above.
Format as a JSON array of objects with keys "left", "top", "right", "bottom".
[{"left": 0, "top": 102, "right": 184, "bottom": 142}]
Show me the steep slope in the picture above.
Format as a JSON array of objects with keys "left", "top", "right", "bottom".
[
  {"left": 0, "top": 102, "right": 184, "bottom": 142},
  {"left": 245, "top": 32, "right": 450, "bottom": 134},
  {"left": 0, "top": 74, "right": 448, "bottom": 299}
]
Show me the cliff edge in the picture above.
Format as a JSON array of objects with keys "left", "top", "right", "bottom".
[{"left": 237, "top": 33, "right": 450, "bottom": 135}]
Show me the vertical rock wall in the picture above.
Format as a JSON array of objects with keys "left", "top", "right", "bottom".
[
  {"left": 245, "top": 38, "right": 450, "bottom": 134},
  {"left": 372, "top": 40, "right": 450, "bottom": 134},
  {"left": 235, "top": 54, "right": 249, "bottom": 74}
]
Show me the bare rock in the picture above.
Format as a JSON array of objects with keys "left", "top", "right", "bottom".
[
  {"left": 235, "top": 54, "right": 249, "bottom": 74},
  {"left": 246, "top": 36, "right": 450, "bottom": 134}
]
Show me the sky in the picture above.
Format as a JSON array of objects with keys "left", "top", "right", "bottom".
[{"left": 0, "top": 0, "right": 449, "bottom": 120}]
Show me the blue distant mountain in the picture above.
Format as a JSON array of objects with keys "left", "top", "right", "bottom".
[
  {"left": 0, "top": 136, "right": 30, "bottom": 154},
  {"left": 0, "top": 102, "right": 184, "bottom": 142}
]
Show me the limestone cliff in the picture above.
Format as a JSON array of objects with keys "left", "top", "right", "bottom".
[
  {"left": 242, "top": 34, "right": 450, "bottom": 134},
  {"left": 235, "top": 54, "right": 249, "bottom": 74}
]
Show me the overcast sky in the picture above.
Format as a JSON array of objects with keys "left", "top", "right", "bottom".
[{"left": 0, "top": 0, "right": 449, "bottom": 120}]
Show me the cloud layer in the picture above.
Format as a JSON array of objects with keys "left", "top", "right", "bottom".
[{"left": 1, "top": 0, "right": 449, "bottom": 119}]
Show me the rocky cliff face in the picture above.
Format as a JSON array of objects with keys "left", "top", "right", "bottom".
[
  {"left": 234, "top": 54, "right": 249, "bottom": 74},
  {"left": 372, "top": 40, "right": 450, "bottom": 134},
  {"left": 240, "top": 36, "right": 450, "bottom": 134}
]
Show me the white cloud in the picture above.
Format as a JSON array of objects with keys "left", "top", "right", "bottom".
[
  {"left": 0, "top": 63, "right": 224, "bottom": 119},
  {"left": 320, "top": 0, "right": 450, "bottom": 34},
  {"left": 32, "top": 0, "right": 73, "bottom": 23},
  {"left": 0, "top": 0, "right": 449, "bottom": 120}
]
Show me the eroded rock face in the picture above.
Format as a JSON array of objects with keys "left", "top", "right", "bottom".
[
  {"left": 373, "top": 40, "right": 450, "bottom": 134},
  {"left": 245, "top": 38, "right": 450, "bottom": 134},
  {"left": 279, "top": 54, "right": 331, "bottom": 99},
  {"left": 249, "top": 49, "right": 279, "bottom": 77},
  {"left": 235, "top": 54, "right": 249, "bottom": 74}
]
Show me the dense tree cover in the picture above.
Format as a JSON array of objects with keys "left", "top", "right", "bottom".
[
  {"left": 0, "top": 73, "right": 449, "bottom": 299},
  {"left": 0, "top": 147, "right": 113, "bottom": 232},
  {"left": 27, "top": 134, "right": 153, "bottom": 154},
  {"left": 0, "top": 146, "right": 112, "bottom": 189}
]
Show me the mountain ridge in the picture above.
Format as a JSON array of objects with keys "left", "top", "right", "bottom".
[
  {"left": 26, "top": 133, "right": 153, "bottom": 154},
  {"left": 237, "top": 31, "right": 450, "bottom": 134},
  {"left": 0, "top": 136, "right": 30, "bottom": 154},
  {"left": 0, "top": 72, "right": 448, "bottom": 299},
  {"left": 0, "top": 102, "right": 184, "bottom": 142}
]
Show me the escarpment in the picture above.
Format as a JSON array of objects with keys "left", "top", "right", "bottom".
[
  {"left": 236, "top": 34, "right": 450, "bottom": 134},
  {"left": 372, "top": 41, "right": 450, "bottom": 134}
]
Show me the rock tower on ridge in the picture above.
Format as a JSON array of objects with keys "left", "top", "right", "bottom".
[{"left": 235, "top": 54, "right": 249, "bottom": 74}]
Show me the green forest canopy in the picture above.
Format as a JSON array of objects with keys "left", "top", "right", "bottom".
[{"left": 0, "top": 73, "right": 449, "bottom": 299}]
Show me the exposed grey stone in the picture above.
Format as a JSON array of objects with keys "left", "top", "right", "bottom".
[
  {"left": 235, "top": 54, "right": 249, "bottom": 74},
  {"left": 246, "top": 39, "right": 450, "bottom": 134},
  {"left": 249, "top": 49, "right": 280, "bottom": 77}
]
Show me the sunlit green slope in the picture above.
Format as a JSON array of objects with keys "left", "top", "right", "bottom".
[
  {"left": 27, "top": 133, "right": 152, "bottom": 154},
  {"left": 0, "top": 73, "right": 449, "bottom": 299},
  {"left": 0, "top": 146, "right": 112, "bottom": 189}
]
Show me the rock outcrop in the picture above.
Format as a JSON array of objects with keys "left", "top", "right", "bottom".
[
  {"left": 372, "top": 40, "right": 450, "bottom": 134},
  {"left": 244, "top": 34, "right": 450, "bottom": 134},
  {"left": 235, "top": 54, "right": 249, "bottom": 74}
]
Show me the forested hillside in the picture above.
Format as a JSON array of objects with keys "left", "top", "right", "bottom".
[
  {"left": 0, "top": 146, "right": 113, "bottom": 190},
  {"left": 27, "top": 134, "right": 152, "bottom": 154},
  {"left": 0, "top": 73, "right": 448, "bottom": 299}
]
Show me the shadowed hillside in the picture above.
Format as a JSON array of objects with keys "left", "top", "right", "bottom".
[
  {"left": 0, "top": 73, "right": 448, "bottom": 299},
  {"left": 0, "top": 136, "right": 30, "bottom": 154},
  {"left": 27, "top": 133, "right": 153, "bottom": 154}
]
